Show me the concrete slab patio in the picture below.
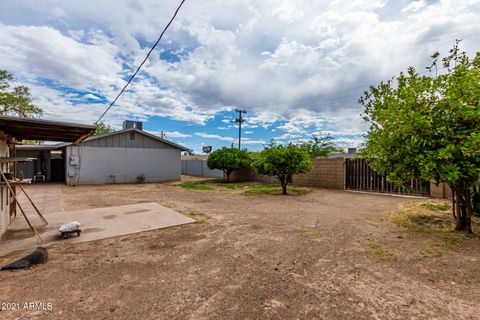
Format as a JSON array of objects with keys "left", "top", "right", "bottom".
[{"left": 0, "top": 185, "right": 194, "bottom": 257}]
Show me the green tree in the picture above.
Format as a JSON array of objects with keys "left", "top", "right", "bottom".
[
  {"left": 360, "top": 41, "right": 480, "bottom": 233},
  {"left": 94, "top": 121, "right": 115, "bottom": 135},
  {"left": 207, "top": 147, "right": 252, "bottom": 183},
  {"left": 254, "top": 144, "right": 312, "bottom": 194},
  {"left": 299, "top": 135, "right": 340, "bottom": 158},
  {"left": 0, "top": 70, "right": 43, "bottom": 117}
]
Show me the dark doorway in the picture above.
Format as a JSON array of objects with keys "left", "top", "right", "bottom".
[{"left": 50, "top": 152, "right": 65, "bottom": 182}]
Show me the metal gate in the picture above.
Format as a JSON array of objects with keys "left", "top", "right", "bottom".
[{"left": 345, "top": 158, "right": 430, "bottom": 197}]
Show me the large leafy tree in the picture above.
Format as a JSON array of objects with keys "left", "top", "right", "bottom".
[
  {"left": 207, "top": 147, "right": 252, "bottom": 182},
  {"left": 94, "top": 121, "right": 115, "bottom": 136},
  {"left": 360, "top": 41, "right": 480, "bottom": 233},
  {"left": 254, "top": 144, "right": 312, "bottom": 194},
  {"left": 0, "top": 70, "right": 43, "bottom": 118},
  {"left": 299, "top": 135, "right": 340, "bottom": 158}
]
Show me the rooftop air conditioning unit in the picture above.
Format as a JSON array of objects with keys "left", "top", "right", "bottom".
[{"left": 123, "top": 120, "right": 143, "bottom": 131}]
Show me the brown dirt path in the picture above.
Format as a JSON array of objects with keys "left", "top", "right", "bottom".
[{"left": 1, "top": 179, "right": 479, "bottom": 319}]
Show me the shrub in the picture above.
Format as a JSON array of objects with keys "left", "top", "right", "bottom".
[
  {"left": 254, "top": 144, "right": 312, "bottom": 194},
  {"left": 207, "top": 147, "right": 252, "bottom": 183}
]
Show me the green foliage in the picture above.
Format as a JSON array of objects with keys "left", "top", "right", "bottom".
[
  {"left": 179, "top": 181, "right": 214, "bottom": 190},
  {"left": 360, "top": 41, "right": 480, "bottom": 232},
  {"left": 207, "top": 147, "right": 252, "bottom": 182},
  {"left": 420, "top": 202, "right": 450, "bottom": 212},
  {"left": 242, "top": 184, "right": 311, "bottom": 196},
  {"left": 94, "top": 121, "right": 115, "bottom": 135},
  {"left": 299, "top": 135, "right": 340, "bottom": 158},
  {"left": 0, "top": 70, "right": 43, "bottom": 117},
  {"left": 254, "top": 144, "right": 312, "bottom": 194}
]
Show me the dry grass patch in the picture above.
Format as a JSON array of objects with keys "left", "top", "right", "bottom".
[
  {"left": 297, "top": 226, "right": 315, "bottom": 238},
  {"left": 390, "top": 201, "right": 479, "bottom": 248},
  {"left": 183, "top": 211, "right": 208, "bottom": 224},
  {"left": 367, "top": 242, "right": 397, "bottom": 261}
]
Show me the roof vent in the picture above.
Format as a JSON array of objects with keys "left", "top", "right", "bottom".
[{"left": 123, "top": 120, "right": 143, "bottom": 131}]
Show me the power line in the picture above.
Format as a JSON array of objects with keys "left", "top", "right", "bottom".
[{"left": 95, "top": 0, "right": 187, "bottom": 124}]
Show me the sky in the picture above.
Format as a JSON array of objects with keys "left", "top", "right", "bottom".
[{"left": 1, "top": 0, "right": 479, "bottom": 153}]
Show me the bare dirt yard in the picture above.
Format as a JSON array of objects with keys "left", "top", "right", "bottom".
[{"left": 1, "top": 177, "right": 479, "bottom": 319}]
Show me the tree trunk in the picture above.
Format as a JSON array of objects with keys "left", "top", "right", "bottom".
[
  {"left": 280, "top": 177, "right": 288, "bottom": 195},
  {"left": 465, "top": 188, "right": 473, "bottom": 234},
  {"left": 451, "top": 185, "right": 456, "bottom": 220},
  {"left": 454, "top": 182, "right": 473, "bottom": 233},
  {"left": 225, "top": 171, "right": 231, "bottom": 183}
]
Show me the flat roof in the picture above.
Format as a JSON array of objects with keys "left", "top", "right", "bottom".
[{"left": 0, "top": 116, "right": 95, "bottom": 143}]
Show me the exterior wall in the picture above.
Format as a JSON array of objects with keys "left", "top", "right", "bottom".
[
  {"left": 66, "top": 146, "right": 181, "bottom": 185},
  {"left": 0, "top": 132, "right": 10, "bottom": 237},
  {"left": 430, "top": 182, "right": 453, "bottom": 200},
  {"left": 292, "top": 158, "right": 345, "bottom": 189},
  {"left": 181, "top": 160, "right": 224, "bottom": 178},
  {"left": 218, "top": 156, "right": 455, "bottom": 200},
  {"left": 182, "top": 155, "right": 209, "bottom": 161}
]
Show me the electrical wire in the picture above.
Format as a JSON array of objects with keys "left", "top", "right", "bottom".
[{"left": 95, "top": 0, "right": 187, "bottom": 124}]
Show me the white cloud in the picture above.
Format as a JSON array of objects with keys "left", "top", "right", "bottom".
[
  {"left": 0, "top": 25, "right": 122, "bottom": 93},
  {"left": 195, "top": 132, "right": 234, "bottom": 142},
  {"left": 402, "top": 0, "right": 427, "bottom": 13},
  {"left": 147, "top": 130, "right": 191, "bottom": 138},
  {"left": 165, "top": 131, "right": 192, "bottom": 138},
  {"left": 275, "top": 133, "right": 299, "bottom": 140},
  {"left": 1, "top": 0, "right": 480, "bottom": 138},
  {"left": 194, "top": 132, "right": 264, "bottom": 145},
  {"left": 241, "top": 138, "right": 266, "bottom": 145},
  {"left": 83, "top": 93, "right": 102, "bottom": 100},
  {"left": 270, "top": 0, "right": 304, "bottom": 24}
]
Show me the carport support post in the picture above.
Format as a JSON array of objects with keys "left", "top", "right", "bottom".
[
  {"left": 0, "top": 167, "right": 42, "bottom": 243},
  {"left": 8, "top": 142, "right": 16, "bottom": 220}
]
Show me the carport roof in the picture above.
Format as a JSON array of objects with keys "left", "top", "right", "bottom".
[
  {"left": 15, "top": 142, "right": 70, "bottom": 151},
  {"left": 0, "top": 115, "right": 95, "bottom": 143}
]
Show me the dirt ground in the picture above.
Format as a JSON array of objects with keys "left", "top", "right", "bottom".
[{"left": 1, "top": 177, "right": 479, "bottom": 320}]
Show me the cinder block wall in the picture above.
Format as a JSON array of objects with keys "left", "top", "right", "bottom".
[
  {"left": 430, "top": 182, "right": 453, "bottom": 200},
  {"left": 292, "top": 158, "right": 345, "bottom": 189},
  {"left": 227, "top": 157, "right": 455, "bottom": 199}
]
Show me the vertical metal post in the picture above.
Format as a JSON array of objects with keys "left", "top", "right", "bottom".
[{"left": 234, "top": 109, "right": 247, "bottom": 149}]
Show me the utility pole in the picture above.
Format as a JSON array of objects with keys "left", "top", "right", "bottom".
[{"left": 234, "top": 109, "right": 247, "bottom": 149}]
